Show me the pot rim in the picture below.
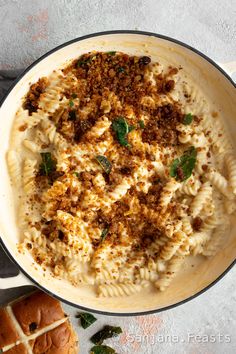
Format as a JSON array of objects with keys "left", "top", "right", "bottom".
[{"left": 0, "top": 30, "right": 235, "bottom": 316}]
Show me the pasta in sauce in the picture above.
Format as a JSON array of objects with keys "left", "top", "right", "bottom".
[{"left": 7, "top": 51, "right": 236, "bottom": 297}]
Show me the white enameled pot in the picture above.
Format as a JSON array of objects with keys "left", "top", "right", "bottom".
[{"left": 0, "top": 31, "right": 236, "bottom": 315}]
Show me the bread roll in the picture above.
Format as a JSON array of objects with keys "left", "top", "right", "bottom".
[
  {"left": 5, "top": 343, "right": 28, "bottom": 354},
  {"left": 0, "top": 291, "right": 78, "bottom": 353}
]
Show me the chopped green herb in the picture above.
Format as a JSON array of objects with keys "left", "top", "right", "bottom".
[
  {"left": 74, "top": 172, "right": 80, "bottom": 178},
  {"left": 76, "top": 312, "right": 97, "bottom": 329},
  {"left": 117, "top": 67, "right": 126, "bottom": 73},
  {"left": 90, "top": 345, "right": 116, "bottom": 354},
  {"left": 39, "top": 152, "right": 56, "bottom": 176},
  {"left": 91, "top": 326, "right": 122, "bottom": 345},
  {"left": 77, "top": 60, "right": 86, "bottom": 67},
  {"left": 101, "top": 228, "right": 109, "bottom": 241},
  {"left": 112, "top": 117, "right": 129, "bottom": 134},
  {"left": 138, "top": 120, "right": 145, "bottom": 129},
  {"left": 69, "top": 100, "right": 74, "bottom": 107},
  {"left": 77, "top": 57, "right": 92, "bottom": 67},
  {"left": 112, "top": 117, "right": 134, "bottom": 147},
  {"left": 96, "top": 155, "right": 112, "bottom": 174},
  {"left": 170, "top": 146, "right": 197, "bottom": 181},
  {"left": 183, "top": 113, "right": 193, "bottom": 125},
  {"left": 107, "top": 51, "right": 116, "bottom": 56},
  {"left": 71, "top": 93, "right": 77, "bottom": 99}
]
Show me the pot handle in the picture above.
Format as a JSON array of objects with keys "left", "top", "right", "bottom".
[
  {"left": 0, "top": 272, "right": 32, "bottom": 289},
  {"left": 217, "top": 61, "right": 236, "bottom": 77}
]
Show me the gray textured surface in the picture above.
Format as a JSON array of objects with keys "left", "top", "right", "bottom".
[
  {"left": 0, "top": 1, "right": 236, "bottom": 353},
  {"left": 0, "top": 0, "right": 236, "bottom": 69}
]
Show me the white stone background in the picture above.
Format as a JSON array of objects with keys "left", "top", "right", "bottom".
[{"left": 0, "top": 0, "right": 236, "bottom": 353}]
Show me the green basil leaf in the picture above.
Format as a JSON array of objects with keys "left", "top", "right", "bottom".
[
  {"left": 170, "top": 146, "right": 197, "bottom": 181},
  {"left": 96, "top": 155, "right": 112, "bottom": 174},
  {"left": 101, "top": 228, "right": 109, "bottom": 241},
  {"left": 183, "top": 113, "right": 193, "bottom": 125},
  {"left": 107, "top": 51, "right": 116, "bottom": 56},
  {"left": 76, "top": 312, "right": 97, "bottom": 329},
  {"left": 117, "top": 67, "right": 126, "bottom": 73},
  {"left": 91, "top": 325, "right": 122, "bottom": 345},
  {"left": 119, "top": 135, "right": 129, "bottom": 147},
  {"left": 138, "top": 120, "right": 145, "bottom": 129},
  {"left": 112, "top": 117, "right": 129, "bottom": 135},
  {"left": 69, "top": 100, "right": 74, "bottom": 107},
  {"left": 170, "top": 158, "right": 180, "bottom": 178},
  {"left": 90, "top": 345, "right": 116, "bottom": 354},
  {"left": 39, "top": 152, "right": 56, "bottom": 176},
  {"left": 112, "top": 117, "right": 132, "bottom": 147}
]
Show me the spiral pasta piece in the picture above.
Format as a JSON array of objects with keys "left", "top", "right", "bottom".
[
  {"left": 225, "top": 154, "right": 236, "bottom": 195},
  {"left": 98, "top": 281, "right": 148, "bottom": 297},
  {"left": 159, "top": 231, "right": 187, "bottom": 261},
  {"left": 159, "top": 179, "right": 181, "bottom": 210},
  {"left": 190, "top": 182, "right": 212, "bottom": 217},
  {"left": 7, "top": 150, "right": 22, "bottom": 186},
  {"left": 188, "top": 231, "right": 211, "bottom": 251},
  {"left": 22, "top": 158, "right": 37, "bottom": 193},
  {"left": 206, "top": 170, "right": 232, "bottom": 198},
  {"left": 155, "top": 255, "right": 185, "bottom": 291},
  {"left": 178, "top": 176, "right": 201, "bottom": 196}
]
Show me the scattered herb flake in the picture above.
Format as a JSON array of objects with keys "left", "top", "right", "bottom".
[
  {"left": 101, "top": 228, "right": 109, "bottom": 241},
  {"left": 170, "top": 146, "right": 197, "bottom": 181},
  {"left": 39, "top": 152, "right": 56, "bottom": 176},
  {"left": 183, "top": 113, "right": 193, "bottom": 125},
  {"left": 77, "top": 57, "right": 92, "bottom": 67},
  {"left": 91, "top": 325, "right": 122, "bottom": 345},
  {"left": 74, "top": 172, "right": 80, "bottom": 178},
  {"left": 96, "top": 155, "right": 112, "bottom": 174},
  {"left": 138, "top": 120, "right": 145, "bottom": 129},
  {"left": 112, "top": 117, "right": 133, "bottom": 147},
  {"left": 71, "top": 93, "right": 77, "bottom": 99},
  {"left": 76, "top": 312, "right": 97, "bottom": 329},
  {"left": 77, "top": 61, "right": 86, "bottom": 67},
  {"left": 117, "top": 67, "right": 126, "bottom": 73},
  {"left": 69, "top": 100, "right": 74, "bottom": 107},
  {"left": 107, "top": 51, "right": 116, "bottom": 56},
  {"left": 90, "top": 345, "right": 116, "bottom": 354}
]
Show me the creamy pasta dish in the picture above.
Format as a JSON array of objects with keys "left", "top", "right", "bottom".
[{"left": 7, "top": 51, "right": 236, "bottom": 297}]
